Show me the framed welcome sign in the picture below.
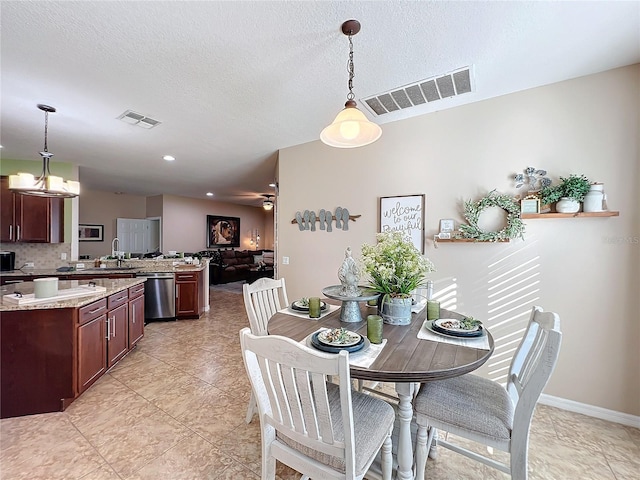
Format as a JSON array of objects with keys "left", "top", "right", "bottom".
[{"left": 379, "top": 194, "right": 425, "bottom": 253}]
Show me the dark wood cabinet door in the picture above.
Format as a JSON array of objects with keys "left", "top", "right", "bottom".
[
  {"left": 0, "top": 177, "right": 15, "bottom": 242},
  {"left": 107, "top": 304, "right": 129, "bottom": 367},
  {"left": 128, "top": 294, "right": 145, "bottom": 348},
  {"left": 77, "top": 314, "right": 107, "bottom": 394},
  {"left": 0, "top": 176, "right": 64, "bottom": 243},
  {"left": 176, "top": 280, "right": 198, "bottom": 318}
]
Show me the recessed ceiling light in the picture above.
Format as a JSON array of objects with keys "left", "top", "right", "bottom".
[
  {"left": 206, "top": 192, "right": 214, "bottom": 197},
  {"left": 268, "top": 183, "right": 276, "bottom": 187},
  {"left": 163, "top": 155, "right": 175, "bottom": 161}
]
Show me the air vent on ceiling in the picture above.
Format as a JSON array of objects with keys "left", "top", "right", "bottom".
[
  {"left": 363, "top": 66, "right": 473, "bottom": 117},
  {"left": 117, "top": 110, "right": 161, "bottom": 129}
]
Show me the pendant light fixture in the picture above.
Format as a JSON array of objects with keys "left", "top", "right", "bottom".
[
  {"left": 9, "top": 104, "right": 80, "bottom": 198},
  {"left": 320, "top": 19, "right": 382, "bottom": 148}
]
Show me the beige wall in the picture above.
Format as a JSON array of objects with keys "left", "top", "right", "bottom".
[
  {"left": 78, "top": 189, "right": 147, "bottom": 258},
  {"left": 79, "top": 189, "right": 274, "bottom": 257},
  {"left": 154, "top": 194, "right": 272, "bottom": 253},
  {"left": 277, "top": 65, "right": 640, "bottom": 416}
]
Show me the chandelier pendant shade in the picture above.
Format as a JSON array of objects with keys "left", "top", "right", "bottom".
[
  {"left": 8, "top": 104, "right": 80, "bottom": 198},
  {"left": 320, "top": 19, "right": 382, "bottom": 149}
]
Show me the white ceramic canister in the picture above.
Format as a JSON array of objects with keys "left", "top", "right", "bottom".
[
  {"left": 33, "top": 277, "right": 59, "bottom": 298},
  {"left": 583, "top": 183, "right": 605, "bottom": 212}
]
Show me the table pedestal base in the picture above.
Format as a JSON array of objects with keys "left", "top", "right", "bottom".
[{"left": 339, "top": 299, "right": 363, "bottom": 323}]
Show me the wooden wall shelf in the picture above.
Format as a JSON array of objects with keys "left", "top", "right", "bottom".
[{"left": 521, "top": 211, "right": 619, "bottom": 219}]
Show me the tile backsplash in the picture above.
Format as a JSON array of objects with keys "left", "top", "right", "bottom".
[{"left": 0, "top": 243, "right": 72, "bottom": 270}]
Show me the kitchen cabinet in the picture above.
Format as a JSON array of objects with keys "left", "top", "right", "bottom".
[
  {"left": 0, "top": 176, "right": 64, "bottom": 243},
  {"left": 107, "top": 292, "right": 129, "bottom": 367},
  {"left": 77, "top": 299, "right": 108, "bottom": 393},
  {"left": 175, "top": 271, "right": 199, "bottom": 319},
  {"left": 128, "top": 283, "right": 145, "bottom": 348}
]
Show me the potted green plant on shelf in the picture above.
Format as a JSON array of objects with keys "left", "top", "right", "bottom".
[
  {"left": 538, "top": 174, "right": 591, "bottom": 213},
  {"left": 361, "top": 231, "right": 435, "bottom": 325}
]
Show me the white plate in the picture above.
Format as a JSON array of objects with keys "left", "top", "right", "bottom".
[
  {"left": 434, "top": 318, "right": 481, "bottom": 333},
  {"left": 307, "top": 333, "right": 370, "bottom": 354},
  {"left": 317, "top": 328, "right": 361, "bottom": 347}
]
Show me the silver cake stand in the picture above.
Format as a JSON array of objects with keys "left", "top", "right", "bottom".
[{"left": 322, "top": 285, "right": 379, "bottom": 323}]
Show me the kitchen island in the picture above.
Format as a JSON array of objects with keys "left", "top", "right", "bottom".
[{"left": 1, "top": 277, "right": 147, "bottom": 418}]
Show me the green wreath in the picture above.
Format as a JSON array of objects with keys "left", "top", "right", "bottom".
[{"left": 457, "top": 190, "right": 525, "bottom": 242}]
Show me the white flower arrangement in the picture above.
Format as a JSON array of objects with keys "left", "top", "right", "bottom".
[{"left": 361, "top": 231, "right": 435, "bottom": 298}]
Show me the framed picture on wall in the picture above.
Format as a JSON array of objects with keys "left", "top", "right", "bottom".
[
  {"left": 79, "top": 224, "right": 104, "bottom": 242},
  {"left": 379, "top": 194, "right": 425, "bottom": 253},
  {"left": 207, "top": 215, "right": 240, "bottom": 248}
]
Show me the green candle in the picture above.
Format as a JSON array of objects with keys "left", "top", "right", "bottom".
[
  {"left": 427, "top": 300, "right": 440, "bottom": 320},
  {"left": 308, "top": 297, "right": 321, "bottom": 318},
  {"left": 367, "top": 315, "right": 383, "bottom": 344}
]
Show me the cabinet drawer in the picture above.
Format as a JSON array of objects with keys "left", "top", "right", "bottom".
[
  {"left": 107, "top": 290, "right": 129, "bottom": 310},
  {"left": 175, "top": 272, "right": 197, "bottom": 282},
  {"left": 128, "top": 283, "right": 145, "bottom": 299},
  {"left": 79, "top": 298, "right": 107, "bottom": 325}
]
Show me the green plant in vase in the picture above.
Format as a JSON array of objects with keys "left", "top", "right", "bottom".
[{"left": 557, "top": 174, "right": 591, "bottom": 202}]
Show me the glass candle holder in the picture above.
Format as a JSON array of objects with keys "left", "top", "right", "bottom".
[
  {"left": 367, "top": 314, "right": 383, "bottom": 344},
  {"left": 308, "top": 297, "right": 321, "bottom": 318},
  {"left": 427, "top": 300, "right": 440, "bottom": 320}
]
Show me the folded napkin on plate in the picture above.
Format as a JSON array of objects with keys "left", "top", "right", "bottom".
[
  {"left": 302, "top": 328, "right": 387, "bottom": 369},
  {"left": 417, "top": 320, "right": 491, "bottom": 350},
  {"left": 278, "top": 303, "right": 340, "bottom": 320}
]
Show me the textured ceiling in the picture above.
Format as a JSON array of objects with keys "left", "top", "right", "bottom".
[{"left": 1, "top": 1, "right": 638, "bottom": 206}]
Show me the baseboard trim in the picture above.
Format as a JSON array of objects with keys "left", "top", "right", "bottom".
[{"left": 539, "top": 394, "right": 640, "bottom": 428}]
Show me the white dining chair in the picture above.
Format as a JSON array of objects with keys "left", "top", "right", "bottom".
[
  {"left": 243, "top": 277, "right": 289, "bottom": 422},
  {"left": 413, "top": 305, "right": 562, "bottom": 480},
  {"left": 240, "top": 328, "right": 394, "bottom": 480}
]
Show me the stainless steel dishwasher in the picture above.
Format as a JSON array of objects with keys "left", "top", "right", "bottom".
[{"left": 137, "top": 272, "right": 176, "bottom": 321}]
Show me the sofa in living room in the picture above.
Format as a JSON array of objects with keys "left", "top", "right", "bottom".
[{"left": 205, "top": 249, "right": 274, "bottom": 284}]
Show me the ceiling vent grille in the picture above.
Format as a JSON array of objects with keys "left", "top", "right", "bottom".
[
  {"left": 117, "top": 110, "right": 161, "bottom": 129},
  {"left": 363, "top": 66, "right": 473, "bottom": 116}
]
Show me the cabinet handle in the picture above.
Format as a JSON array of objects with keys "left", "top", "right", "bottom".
[
  {"left": 112, "top": 317, "right": 116, "bottom": 337},
  {"left": 16, "top": 225, "right": 20, "bottom": 241},
  {"left": 88, "top": 305, "right": 106, "bottom": 314},
  {"left": 9, "top": 225, "right": 12, "bottom": 241},
  {"left": 105, "top": 317, "right": 111, "bottom": 339}
]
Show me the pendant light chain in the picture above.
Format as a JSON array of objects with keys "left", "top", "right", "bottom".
[{"left": 346, "top": 32, "right": 355, "bottom": 101}]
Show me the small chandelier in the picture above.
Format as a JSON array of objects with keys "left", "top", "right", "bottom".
[
  {"left": 320, "top": 19, "right": 382, "bottom": 148},
  {"left": 9, "top": 104, "right": 80, "bottom": 198},
  {"left": 262, "top": 195, "right": 274, "bottom": 211}
]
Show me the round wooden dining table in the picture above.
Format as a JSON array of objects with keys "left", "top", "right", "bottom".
[{"left": 268, "top": 301, "right": 494, "bottom": 480}]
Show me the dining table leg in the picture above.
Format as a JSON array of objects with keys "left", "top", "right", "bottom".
[{"left": 395, "top": 382, "right": 416, "bottom": 480}]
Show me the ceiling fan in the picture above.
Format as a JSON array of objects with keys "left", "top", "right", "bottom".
[{"left": 220, "top": 191, "right": 276, "bottom": 209}]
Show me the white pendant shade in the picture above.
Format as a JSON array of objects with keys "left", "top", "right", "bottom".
[
  {"left": 320, "top": 105, "right": 382, "bottom": 148},
  {"left": 9, "top": 171, "right": 80, "bottom": 197}
]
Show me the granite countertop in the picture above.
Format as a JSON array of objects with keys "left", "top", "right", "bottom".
[
  {"left": 0, "top": 258, "right": 207, "bottom": 278},
  {"left": 0, "top": 277, "right": 146, "bottom": 312}
]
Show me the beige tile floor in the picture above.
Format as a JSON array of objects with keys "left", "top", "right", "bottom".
[{"left": 1, "top": 289, "right": 638, "bottom": 479}]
